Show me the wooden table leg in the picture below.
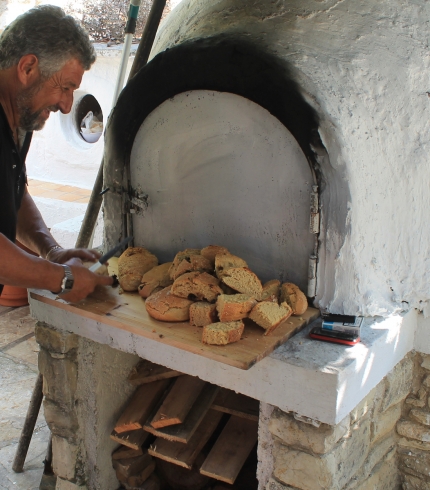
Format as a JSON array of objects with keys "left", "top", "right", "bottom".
[{"left": 12, "top": 372, "right": 44, "bottom": 473}]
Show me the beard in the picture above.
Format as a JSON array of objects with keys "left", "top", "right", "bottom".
[{"left": 16, "top": 83, "right": 58, "bottom": 132}]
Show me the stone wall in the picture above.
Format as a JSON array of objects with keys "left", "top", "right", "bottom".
[
  {"left": 397, "top": 353, "right": 430, "bottom": 489},
  {"left": 262, "top": 355, "right": 416, "bottom": 490},
  {"left": 35, "top": 320, "right": 430, "bottom": 490}
]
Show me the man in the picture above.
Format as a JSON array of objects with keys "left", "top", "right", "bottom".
[{"left": 0, "top": 5, "right": 112, "bottom": 303}]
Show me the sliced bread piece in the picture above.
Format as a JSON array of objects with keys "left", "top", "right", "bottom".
[
  {"left": 118, "top": 247, "right": 158, "bottom": 292},
  {"left": 201, "top": 245, "right": 229, "bottom": 266},
  {"left": 202, "top": 321, "right": 244, "bottom": 345},
  {"left": 172, "top": 254, "right": 213, "bottom": 280},
  {"left": 171, "top": 271, "right": 223, "bottom": 303},
  {"left": 138, "top": 262, "right": 173, "bottom": 299},
  {"left": 145, "top": 286, "right": 194, "bottom": 322},
  {"left": 169, "top": 249, "right": 201, "bottom": 280},
  {"left": 260, "top": 279, "right": 281, "bottom": 303},
  {"left": 189, "top": 302, "right": 218, "bottom": 327},
  {"left": 216, "top": 294, "right": 257, "bottom": 322},
  {"left": 215, "top": 253, "right": 248, "bottom": 279},
  {"left": 249, "top": 301, "right": 292, "bottom": 335},
  {"left": 221, "top": 267, "right": 263, "bottom": 299},
  {"left": 280, "top": 283, "right": 308, "bottom": 315}
]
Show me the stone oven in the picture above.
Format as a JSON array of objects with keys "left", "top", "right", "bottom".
[{"left": 29, "top": 1, "right": 430, "bottom": 489}]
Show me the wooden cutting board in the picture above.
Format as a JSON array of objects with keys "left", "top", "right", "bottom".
[{"left": 30, "top": 259, "right": 319, "bottom": 370}]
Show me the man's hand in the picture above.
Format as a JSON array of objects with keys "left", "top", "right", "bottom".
[
  {"left": 47, "top": 247, "right": 101, "bottom": 264},
  {"left": 58, "top": 258, "right": 113, "bottom": 303}
]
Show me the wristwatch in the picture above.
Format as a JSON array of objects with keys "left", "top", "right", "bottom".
[{"left": 52, "top": 265, "right": 74, "bottom": 295}]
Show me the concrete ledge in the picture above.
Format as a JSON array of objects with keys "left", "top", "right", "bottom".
[{"left": 30, "top": 292, "right": 417, "bottom": 425}]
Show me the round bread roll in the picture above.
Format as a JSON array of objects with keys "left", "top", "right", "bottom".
[
  {"left": 145, "top": 286, "right": 194, "bottom": 322},
  {"left": 280, "top": 282, "right": 308, "bottom": 315},
  {"left": 118, "top": 247, "right": 158, "bottom": 292},
  {"left": 138, "top": 262, "right": 173, "bottom": 299}
]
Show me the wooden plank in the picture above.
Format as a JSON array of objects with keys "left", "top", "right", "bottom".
[
  {"left": 110, "top": 428, "right": 150, "bottom": 450},
  {"left": 148, "top": 409, "right": 223, "bottom": 469},
  {"left": 112, "top": 450, "right": 154, "bottom": 483},
  {"left": 212, "top": 389, "right": 259, "bottom": 422},
  {"left": 30, "top": 258, "right": 320, "bottom": 370},
  {"left": 144, "top": 384, "right": 219, "bottom": 443},
  {"left": 150, "top": 375, "right": 206, "bottom": 428},
  {"left": 200, "top": 416, "right": 258, "bottom": 484},
  {"left": 128, "top": 359, "right": 183, "bottom": 386},
  {"left": 115, "top": 379, "right": 171, "bottom": 433},
  {"left": 112, "top": 446, "right": 143, "bottom": 460}
]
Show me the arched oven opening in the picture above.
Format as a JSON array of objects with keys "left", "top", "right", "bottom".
[{"left": 104, "top": 35, "right": 332, "bottom": 299}]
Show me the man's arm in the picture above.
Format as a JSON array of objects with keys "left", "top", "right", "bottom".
[
  {"left": 17, "top": 188, "right": 99, "bottom": 262},
  {"left": 10, "top": 187, "right": 113, "bottom": 302}
]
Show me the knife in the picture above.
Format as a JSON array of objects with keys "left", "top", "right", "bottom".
[{"left": 89, "top": 237, "right": 133, "bottom": 272}]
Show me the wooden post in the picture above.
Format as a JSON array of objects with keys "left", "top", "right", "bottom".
[{"left": 12, "top": 373, "right": 44, "bottom": 473}]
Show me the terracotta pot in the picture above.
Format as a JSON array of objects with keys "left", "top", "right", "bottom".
[
  {"left": 0, "top": 284, "right": 29, "bottom": 307},
  {"left": 0, "top": 241, "right": 38, "bottom": 307}
]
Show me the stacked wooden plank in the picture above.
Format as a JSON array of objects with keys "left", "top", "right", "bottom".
[{"left": 111, "top": 359, "right": 259, "bottom": 489}]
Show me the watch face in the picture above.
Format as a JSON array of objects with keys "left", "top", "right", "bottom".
[{"left": 64, "top": 277, "right": 74, "bottom": 290}]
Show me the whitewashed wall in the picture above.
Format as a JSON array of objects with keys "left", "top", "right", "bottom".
[
  {"left": 26, "top": 45, "right": 135, "bottom": 189},
  {"left": 149, "top": 0, "right": 430, "bottom": 317}
]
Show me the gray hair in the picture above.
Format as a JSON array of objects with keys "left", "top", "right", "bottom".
[{"left": 0, "top": 5, "right": 96, "bottom": 78}]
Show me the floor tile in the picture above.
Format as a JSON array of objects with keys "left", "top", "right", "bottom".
[
  {"left": 5, "top": 337, "right": 39, "bottom": 366},
  {"left": 0, "top": 307, "right": 35, "bottom": 349},
  {"left": 57, "top": 193, "right": 82, "bottom": 202},
  {"left": 73, "top": 188, "right": 91, "bottom": 196},
  {"left": 74, "top": 197, "right": 90, "bottom": 204},
  {"left": 27, "top": 180, "right": 44, "bottom": 187}
]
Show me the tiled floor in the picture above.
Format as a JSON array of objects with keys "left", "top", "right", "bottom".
[
  {"left": 0, "top": 304, "right": 50, "bottom": 490},
  {"left": 27, "top": 179, "right": 91, "bottom": 204}
]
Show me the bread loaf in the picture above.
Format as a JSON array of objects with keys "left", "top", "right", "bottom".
[
  {"left": 145, "top": 286, "right": 194, "bottom": 322},
  {"left": 189, "top": 302, "right": 218, "bottom": 327},
  {"left": 138, "top": 262, "right": 173, "bottom": 299},
  {"left": 118, "top": 247, "right": 158, "bottom": 292},
  {"left": 215, "top": 253, "right": 248, "bottom": 279},
  {"left": 221, "top": 267, "right": 263, "bottom": 299},
  {"left": 216, "top": 294, "right": 257, "bottom": 322},
  {"left": 172, "top": 254, "right": 213, "bottom": 280},
  {"left": 249, "top": 301, "right": 292, "bottom": 335},
  {"left": 260, "top": 279, "right": 280, "bottom": 302},
  {"left": 169, "top": 249, "right": 201, "bottom": 280},
  {"left": 202, "top": 321, "right": 244, "bottom": 345},
  {"left": 280, "top": 283, "right": 308, "bottom": 315},
  {"left": 172, "top": 272, "right": 222, "bottom": 303},
  {"left": 201, "top": 245, "right": 229, "bottom": 266}
]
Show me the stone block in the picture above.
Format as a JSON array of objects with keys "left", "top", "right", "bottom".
[
  {"left": 401, "top": 473, "right": 430, "bottom": 490},
  {"left": 52, "top": 436, "right": 79, "bottom": 481},
  {"left": 421, "top": 355, "right": 430, "bottom": 371},
  {"left": 398, "top": 446, "right": 430, "bottom": 479},
  {"left": 371, "top": 402, "right": 401, "bottom": 443},
  {"left": 56, "top": 478, "right": 88, "bottom": 490},
  {"left": 410, "top": 409, "right": 430, "bottom": 426},
  {"left": 397, "top": 420, "right": 430, "bottom": 442},
  {"left": 423, "top": 375, "right": 430, "bottom": 389},
  {"left": 273, "top": 419, "right": 370, "bottom": 490},
  {"left": 381, "top": 356, "right": 413, "bottom": 411},
  {"left": 43, "top": 399, "right": 79, "bottom": 439},
  {"left": 350, "top": 384, "right": 383, "bottom": 424},
  {"left": 38, "top": 348, "right": 78, "bottom": 406},
  {"left": 405, "top": 387, "right": 427, "bottom": 408},
  {"left": 265, "top": 478, "right": 297, "bottom": 490},
  {"left": 346, "top": 448, "right": 400, "bottom": 490},
  {"left": 35, "top": 323, "right": 79, "bottom": 354},
  {"left": 269, "top": 408, "right": 349, "bottom": 455},
  {"left": 398, "top": 436, "right": 430, "bottom": 452}
]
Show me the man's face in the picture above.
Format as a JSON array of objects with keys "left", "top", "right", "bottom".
[{"left": 17, "top": 57, "right": 85, "bottom": 131}]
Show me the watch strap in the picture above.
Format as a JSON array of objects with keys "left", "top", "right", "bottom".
[{"left": 51, "top": 264, "right": 74, "bottom": 295}]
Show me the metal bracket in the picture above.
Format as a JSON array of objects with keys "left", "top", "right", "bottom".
[
  {"left": 112, "top": 186, "right": 149, "bottom": 216},
  {"left": 310, "top": 185, "right": 320, "bottom": 234}
]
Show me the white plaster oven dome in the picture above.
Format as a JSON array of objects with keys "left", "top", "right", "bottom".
[{"left": 104, "top": 0, "right": 430, "bottom": 318}]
